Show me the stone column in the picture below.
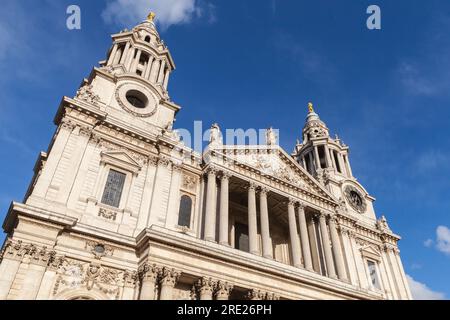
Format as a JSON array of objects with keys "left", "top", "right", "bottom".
[
  {"left": 215, "top": 281, "right": 233, "bottom": 300},
  {"left": 150, "top": 59, "right": 160, "bottom": 83},
  {"left": 219, "top": 172, "right": 230, "bottom": 246},
  {"left": 259, "top": 188, "right": 272, "bottom": 259},
  {"left": 144, "top": 56, "right": 154, "bottom": 80},
  {"left": 204, "top": 168, "right": 217, "bottom": 242},
  {"left": 318, "top": 212, "right": 337, "bottom": 279},
  {"left": 393, "top": 249, "right": 413, "bottom": 300},
  {"left": 119, "top": 42, "right": 131, "bottom": 64},
  {"left": 297, "top": 205, "right": 314, "bottom": 272},
  {"left": 36, "top": 255, "right": 65, "bottom": 300},
  {"left": 340, "top": 229, "right": 359, "bottom": 286},
  {"left": 343, "top": 154, "right": 353, "bottom": 177},
  {"left": 328, "top": 216, "right": 348, "bottom": 281},
  {"left": 324, "top": 146, "right": 333, "bottom": 168},
  {"left": 125, "top": 47, "right": 136, "bottom": 70},
  {"left": 0, "top": 240, "right": 24, "bottom": 300},
  {"left": 338, "top": 153, "right": 348, "bottom": 177},
  {"left": 159, "top": 267, "right": 180, "bottom": 300},
  {"left": 196, "top": 277, "right": 215, "bottom": 300},
  {"left": 157, "top": 60, "right": 167, "bottom": 84},
  {"left": 163, "top": 68, "right": 171, "bottom": 90},
  {"left": 18, "top": 247, "right": 53, "bottom": 300},
  {"left": 247, "top": 183, "right": 258, "bottom": 255},
  {"left": 314, "top": 146, "right": 321, "bottom": 170},
  {"left": 139, "top": 263, "right": 159, "bottom": 300},
  {"left": 131, "top": 50, "right": 142, "bottom": 73},
  {"left": 121, "top": 270, "right": 138, "bottom": 300},
  {"left": 107, "top": 44, "right": 119, "bottom": 65},
  {"left": 288, "top": 200, "right": 302, "bottom": 268}
]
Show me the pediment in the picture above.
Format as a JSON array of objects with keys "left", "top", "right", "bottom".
[
  {"left": 360, "top": 244, "right": 382, "bottom": 261},
  {"left": 100, "top": 150, "right": 142, "bottom": 174},
  {"left": 211, "top": 145, "right": 337, "bottom": 202}
]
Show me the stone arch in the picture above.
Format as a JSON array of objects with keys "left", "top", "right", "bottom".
[{"left": 54, "top": 288, "right": 110, "bottom": 301}]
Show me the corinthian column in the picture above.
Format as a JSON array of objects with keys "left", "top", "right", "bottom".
[
  {"left": 219, "top": 172, "right": 230, "bottom": 246},
  {"left": 259, "top": 188, "right": 273, "bottom": 259},
  {"left": 196, "top": 277, "right": 215, "bottom": 300},
  {"left": 328, "top": 216, "right": 348, "bottom": 281},
  {"left": 0, "top": 240, "right": 24, "bottom": 300},
  {"left": 318, "top": 212, "right": 337, "bottom": 279},
  {"left": 297, "top": 205, "right": 314, "bottom": 272},
  {"left": 247, "top": 183, "right": 258, "bottom": 255},
  {"left": 215, "top": 281, "right": 233, "bottom": 300},
  {"left": 288, "top": 199, "right": 302, "bottom": 268},
  {"left": 159, "top": 267, "right": 180, "bottom": 300},
  {"left": 18, "top": 246, "right": 54, "bottom": 300},
  {"left": 139, "top": 263, "right": 159, "bottom": 300},
  {"left": 204, "top": 168, "right": 217, "bottom": 242}
]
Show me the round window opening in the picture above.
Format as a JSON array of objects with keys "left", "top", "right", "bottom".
[{"left": 126, "top": 90, "right": 148, "bottom": 109}]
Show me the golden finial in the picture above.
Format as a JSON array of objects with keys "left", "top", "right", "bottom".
[
  {"left": 147, "top": 12, "right": 156, "bottom": 22},
  {"left": 308, "top": 102, "right": 314, "bottom": 113}
]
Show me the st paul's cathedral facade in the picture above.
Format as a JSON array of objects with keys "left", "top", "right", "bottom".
[{"left": 0, "top": 14, "right": 412, "bottom": 300}]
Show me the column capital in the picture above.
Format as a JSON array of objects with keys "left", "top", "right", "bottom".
[
  {"left": 159, "top": 267, "right": 180, "bottom": 287},
  {"left": 220, "top": 171, "right": 232, "bottom": 180},
  {"left": 138, "top": 262, "right": 160, "bottom": 282},
  {"left": 247, "top": 181, "right": 258, "bottom": 191},
  {"left": 246, "top": 289, "right": 266, "bottom": 300},
  {"left": 259, "top": 186, "right": 269, "bottom": 195},
  {"left": 288, "top": 198, "right": 297, "bottom": 206},
  {"left": 195, "top": 277, "right": 216, "bottom": 295},
  {"left": 215, "top": 280, "right": 233, "bottom": 299},
  {"left": 123, "top": 270, "right": 139, "bottom": 288},
  {"left": 297, "top": 202, "right": 306, "bottom": 211},
  {"left": 265, "top": 292, "right": 280, "bottom": 300},
  {"left": 206, "top": 165, "right": 218, "bottom": 175}
]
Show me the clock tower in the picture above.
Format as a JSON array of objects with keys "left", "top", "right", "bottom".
[{"left": 293, "top": 103, "right": 377, "bottom": 223}]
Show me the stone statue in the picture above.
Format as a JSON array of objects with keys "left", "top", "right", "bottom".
[
  {"left": 209, "top": 123, "right": 222, "bottom": 146},
  {"left": 265, "top": 127, "right": 277, "bottom": 146}
]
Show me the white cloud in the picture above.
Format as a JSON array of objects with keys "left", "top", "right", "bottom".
[
  {"left": 423, "top": 239, "right": 433, "bottom": 247},
  {"left": 102, "top": 0, "right": 213, "bottom": 30},
  {"left": 406, "top": 275, "right": 445, "bottom": 300},
  {"left": 436, "top": 225, "right": 450, "bottom": 255}
]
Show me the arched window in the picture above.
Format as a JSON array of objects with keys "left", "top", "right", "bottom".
[
  {"left": 144, "top": 36, "right": 151, "bottom": 43},
  {"left": 178, "top": 195, "right": 193, "bottom": 228}
]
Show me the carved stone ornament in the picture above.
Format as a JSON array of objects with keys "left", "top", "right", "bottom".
[
  {"left": 53, "top": 258, "right": 135, "bottom": 300},
  {"left": 343, "top": 185, "right": 367, "bottom": 214},
  {"left": 85, "top": 241, "right": 114, "bottom": 259},
  {"left": 215, "top": 281, "right": 233, "bottom": 299},
  {"left": 76, "top": 84, "right": 101, "bottom": 105},
  {"left": 182, "top": 174, "right": 198, "bottom": 191},
  {"left": 98, "top": 208, "right": 118, "bottom": 221}
]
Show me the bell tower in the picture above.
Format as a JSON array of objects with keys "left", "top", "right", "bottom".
[
  {"left": 293, "top": 103, "right": 378, "bottom": 222},
  {"left": 79, "top": 12, "right": 180, "bottom": 133}
]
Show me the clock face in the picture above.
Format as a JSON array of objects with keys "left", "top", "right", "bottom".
[{"left": 344, "top": 185, "right": 367, "bottom": 214}]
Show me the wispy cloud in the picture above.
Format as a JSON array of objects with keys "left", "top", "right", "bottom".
[
  {"left": 102, "top": 0, "right": 215, "bottom": 30},
  {"left": 436, "top": 225, "right": 450, "bottom": 255},
  {"left": 407, "top": 275, "right": 445, "bottom": 300}
]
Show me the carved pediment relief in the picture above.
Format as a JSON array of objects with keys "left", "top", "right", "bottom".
[
  {"left": 100, "top": 151, "right": 142, "bottom": 174},
  {"left": 212, "top": 146, "right": 336, "bottom": 202}
]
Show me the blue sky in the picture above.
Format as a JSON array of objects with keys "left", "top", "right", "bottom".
[{"left": 0, "top": 0, "right": 449, "bottom": 299}]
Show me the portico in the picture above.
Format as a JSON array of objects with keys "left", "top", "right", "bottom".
[{"left": 201, "top": 153, "right": 349, "bottom": 282}]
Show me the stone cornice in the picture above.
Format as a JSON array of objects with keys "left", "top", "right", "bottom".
[{"left": 137, "top": 225, "right": 384, "bottom": 300}]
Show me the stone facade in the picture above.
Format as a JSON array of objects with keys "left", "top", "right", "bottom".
[{"left": 0, "top": 15, "right": 412, "bottom": 300}]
